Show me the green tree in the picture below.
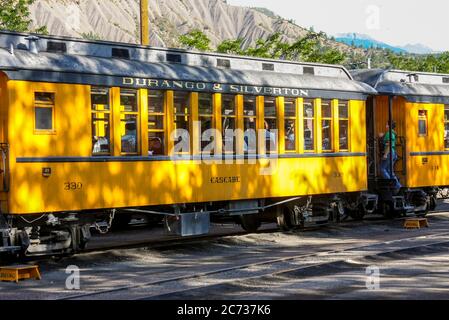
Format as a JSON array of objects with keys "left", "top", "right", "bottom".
[
  {"left": 178, "top": 29, "right": 211, "bottom": 51},
  {"left": 216, "top": 38, "right": 245, "bottom": 55},
  {"left": 0, "top": 0, "right": 47, "bottom": 34}
]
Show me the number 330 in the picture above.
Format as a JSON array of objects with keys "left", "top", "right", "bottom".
[{"left": 64, "top": 182, "right": 82, "bottom": 190}]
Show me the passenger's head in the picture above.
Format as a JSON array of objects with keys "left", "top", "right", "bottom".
[
  {"left": 125, "top": 122, "right": 137, "bottom": 132},
  {"left": 386, "top": 121, "right": 397, "bottom": 130}
]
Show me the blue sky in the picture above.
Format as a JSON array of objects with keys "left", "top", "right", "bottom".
[{"left": 227, "top": 0, "right": 449, "bottom": 51}]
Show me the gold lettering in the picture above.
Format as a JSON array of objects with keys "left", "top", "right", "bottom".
[
  {"left": 135, "top": 78, "right": 147, "bottom": 86},
  {"left": 123, "top": 77, "right": 134, "bottom": 85},
  {"left": 148, "top": 79, "right": 159, "bottom": 87}
]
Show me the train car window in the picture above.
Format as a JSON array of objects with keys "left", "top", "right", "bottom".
[
  {"left": 444, "top": 106, "right": 449, "bottom": 149},
  {"left": 173, "top": 92, "right": 191, "bottom": 154},
  {"left": 91, "top": 87, "right": 111, "bottom": 155},
  {"left": 338, "top": 101, "right": 349, "bottom": 151},
  {"left": 148, "top": 90, "right": 165, "bottom": 156},
  {"left": 321, "top": 100, "right": 333, "bottom": 152},
  {"left": 303, "top": 99, "right": 315, "bottom": 152},
  {"left": 34, "top": 92, "right": 55, "bottom": 132},
  {"left": 222, "top": 94, "right": 236, "bottom": 154},
  {"left": 264, "top": 97, "right": 278, "bottom": 153},
  {"left": 199, "top": 93, "right": 214, "bottom": 153},
  {"left": 120, "top": 89, "right": 139, "bottom": 154},
  {"left": 418, "top": 110, "right": 428, "bottom": 136},
  {"left": 243, "top": 96, "right": 257, "bottom": 154},
  {"left": 284, "top": 98, "right": 297, "bottom": 152}
]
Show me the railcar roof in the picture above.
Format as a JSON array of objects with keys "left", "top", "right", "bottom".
[
  {"left": 352, "top": 69, "right": 449, "bottom": 103},
  {"left": 0, "top": 31, "right": 376, "bottom": 98}
]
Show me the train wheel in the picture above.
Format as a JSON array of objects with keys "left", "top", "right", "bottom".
[
  {"left": 276, "top": 206, "right": 294, "bottom": 231},
  {"left": 240, "top": 214, "right": 261, "bottom": 233}
]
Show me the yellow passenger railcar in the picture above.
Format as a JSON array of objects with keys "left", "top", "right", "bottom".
[
  {"left": 353, "top": 69, "right": 449, "bottom": 214},
  {"left": 0, "top": 31, "right": 376, "bottom": 256}
]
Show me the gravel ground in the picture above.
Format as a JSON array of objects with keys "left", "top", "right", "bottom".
[{"left": 1, "top": 209, "right": 449, "bottom": 300}]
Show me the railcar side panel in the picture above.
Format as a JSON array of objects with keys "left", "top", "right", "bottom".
[{"left": 8, "top": 156, "right": 367, "bottom": 214}]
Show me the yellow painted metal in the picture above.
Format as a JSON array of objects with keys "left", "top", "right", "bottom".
[
  {"left": 3, "top": 79, "right": 369, "bottom": 215},
  {"left": 297, "top": 98, "right": 304, "bottom": 153},
  {"left": 213, "top": 93, "right": 223, "bottom": 155},
  {"left": 8, "top": 157, "right": 368, "bottom": 214},
  {"left": 256, "top": 95, "right": 265, "bottom": 154},
  {"left": 190, "top": 92, "right": 199, "bottom": 155},
  {"left": 277, "top": 96, "right": 285, "bottom": 154},
  {"left": 165, "top": 90, "right": 174, "bottom": 156},
  {"left": 332, "top": 99, "right": 340, "bottom": 153},
  {"left": 111, "top": 87, "right": 122, "bottom": 156},
  {"left": 139, "top": 89, "right": 149, "bottom": 156},
  {"left": 140, "top": 0, "right": 149, "bottom": 46},
  {"left": 315, "top": 98, "right": 322, "bottom": 153},
  {"left": 236, "top": 95, "right": 244, "bottom": 156}
]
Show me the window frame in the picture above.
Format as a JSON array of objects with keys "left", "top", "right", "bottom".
[
  {"left": 198, "top": 93, "right": 215, "bottom": 154},
  {"left": 303, "top": 98, "right": 316, "bottom": 153},
  {"left": 338, "top": 100, "right": 350, "bottom": 152},
  {"left": 34, "top": 92, "right": 56, "bottom": 135},
  {"left": 242, "top": 95, "right": 257, "bottom": 154},
  {"left": 284, "top": 97, "right": 298, "bottom": 153},
  {"left": 120, "top": 88, "right": 140, "bottom": 155},
  {"left": 148, "top": 90, "right": 166, "bottom": 156},
  {"left": 221, "top": 94, "right": 237, "bottom": 155},
  {"left": 321, "top": 99, "right": 333, "bottom": 153},
  {"left": 173, "top": 91, "right": 191, "bottom": 155},
  {"left": 91, "top": 87, "right": 112, "bottom": 156},
  {"left": 264, "top": 96, "right": 278, "bottom": 154},
  {"left": 418, "top": 109, "right": 428, "bottom": 137}
]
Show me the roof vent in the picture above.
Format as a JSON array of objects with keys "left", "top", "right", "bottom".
[
  {"left": 303, "top": 66, "right": 315, "bottom": 75},
  {"left": 25, "top": 36, "right": 39, "bottom": 54},
  {"left": 443, "top": 77, "right": 449, "bottom": 84},
  {"left": 217, "top": 59, "right": 231, "bottom": 68},
  {"left": 262, "top": 63, "right": 275, "bottom": 71},
  {"left": 47, "top": 41, "right": 67, "bottom": 53},
  {"left": 112, "top": 48, "right": 130, "bottom": 59},
  {"left": 166, "top": 53, "right": 182, "bottom": 63}
]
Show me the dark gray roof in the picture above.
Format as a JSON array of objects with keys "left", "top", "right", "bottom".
[
  {"left": 352, "top": 69, "right": 449, "bottom": 103},
  {"left": 0, "top": 47, "right": 375, "bottom": 99}
]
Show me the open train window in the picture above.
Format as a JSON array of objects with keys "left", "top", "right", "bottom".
[
  {"left": 339, "top": 101, "right": 349, "bottom": 151},
  {"left": 321, "top": 100, "right": 333, "bottom": 152},
  {"left": 173, "top": 92, "right": 191, "bottom": 154},
  {"left": 91, "top": 87, "right": 111, "bottom": 155},
  {"left": 34, "top": 92, "right": 55, "bottom": 133},
  {"left": 284, "top": 98, "right": 297, "bottom": 153},
  {"left": 303, "top": 99, "right": 315, "bottom": 152},
  {"left": 444, "top": 106, "right": 449, "bottom": 149},
  {"left": 243, "top": 96, "right": 257, "bottom": 154},
  {"left": 418, "top": 110, "right": 428, "bottom": 136},
  {"left": 120, "top": 89, "right": 139, "bottom": 154},
  {"left": 222, "top": 94, "right": 237, "bottom": 154},
  {"left": 264, "top": 97, "right": 278, "bottom": 154},
  {"left": 199, "top": 93, "right": 215, "bottom": 154},
  {"left": 148, "top": 90, "right": 165, "bottom": 156}
]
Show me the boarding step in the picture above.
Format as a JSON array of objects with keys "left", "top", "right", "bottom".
[
  {"left": 0, "top": 265, "right": 41, "bottom": 283},
  {"left": 404, "top": 218, "right": 429, "bottom": 229}
]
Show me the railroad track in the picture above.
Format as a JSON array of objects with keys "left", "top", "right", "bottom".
[
  {"left": 84, "top": 210, "right": 447, "bottom": 252},
  {"left": 60, "top": 230, "right": 449, "bottom": 300}
]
